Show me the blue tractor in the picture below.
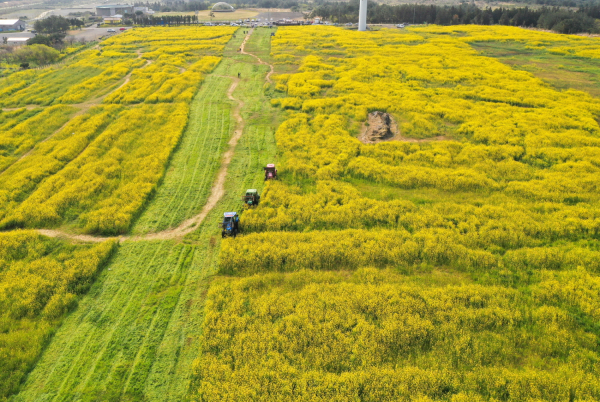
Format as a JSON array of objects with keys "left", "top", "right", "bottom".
[{"left": 220, "top": 212, "right": 240, "bottom": 238}]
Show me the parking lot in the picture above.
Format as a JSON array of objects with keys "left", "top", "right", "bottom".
[{"left": 0, "top": 26, "right": 131, "bottom": 42}]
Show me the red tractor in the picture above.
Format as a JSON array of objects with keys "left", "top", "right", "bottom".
[{"left": 264, "top": 164, "right": 277, "bottom": 181}]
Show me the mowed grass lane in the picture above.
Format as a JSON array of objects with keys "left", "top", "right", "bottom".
[
  {"left": 132, "top": 74, "right": 234, "bottom": 234},
  {"left": 13, "top": 29, "right": 278, "bottom": 402}
]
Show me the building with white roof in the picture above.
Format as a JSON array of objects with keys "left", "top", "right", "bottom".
[
  {"left": 0, "top": 19, "right": 26, "bottom": 32},
  {"left": 6, "top": 37, "right": 29, "bottom": 46}
]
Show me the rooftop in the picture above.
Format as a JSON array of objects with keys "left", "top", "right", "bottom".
[{"left": 0, "top": 19, "right": 21, "bottom": 25}]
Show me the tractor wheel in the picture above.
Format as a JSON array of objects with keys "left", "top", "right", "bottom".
[{"left": 221, "top": 231, "right": 226, "bottom": 239}]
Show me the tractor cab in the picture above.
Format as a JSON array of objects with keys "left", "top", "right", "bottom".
[
  {"left": 264, "top": 164, "right": 277, "bottom": 181},
  {"left": 242, "top": 189, "right": 260, "bottom": 207},
  {"left": 219, "top": 212, "right": 240, "bottom": 238}
]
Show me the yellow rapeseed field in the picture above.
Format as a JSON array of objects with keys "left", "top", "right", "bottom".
[
  {"left": 197, "top": 26, "right": 600, "bottom": 400},
  {"left": 0, "top": 27, "right": 236, "bottom": 234}
]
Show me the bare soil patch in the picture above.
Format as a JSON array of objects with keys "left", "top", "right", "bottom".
[{"left": 359, "top": 111, "right": 449, "bottom": 144}]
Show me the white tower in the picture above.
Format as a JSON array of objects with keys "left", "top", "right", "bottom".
[{"left": 358, "top": 0, "right": 367, "bottom": 31}]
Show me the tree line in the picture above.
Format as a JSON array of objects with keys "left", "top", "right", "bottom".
[
  {"left": 134, "top": 14, "right": 200, "bottom": 26},
  {"left": 133, "top": 1, "right": 209, "bottom": 12},
  {"left": 495, "top": 0, "right": 599, "bottom": 7},
  {"left": 313, "top": 1, "right": 599, "bottom": 34}
]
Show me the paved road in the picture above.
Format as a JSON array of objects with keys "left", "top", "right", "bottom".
[
  {"left": 0, "top": 32, "right": 35, "bottom": 39},
  {"left": 66, "top": 26, "right": 132, "bottom": 41}
]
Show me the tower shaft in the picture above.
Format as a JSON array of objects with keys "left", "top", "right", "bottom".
[{"left": 358, "top": 0, "right": 367, "bottom": 31}]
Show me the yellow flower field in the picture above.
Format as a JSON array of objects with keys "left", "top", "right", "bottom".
[
  {"left": 194, "top": 26, "right": 600, "bottom": 400},
  {"left": 227, "top": 26, "right": 600, "bottom": 273},
  {"left": 0, "top": 27, "right": 236, "bottom": 234},
  {"left": 195, "top": 269, "right": 600, "bottom": 401}
]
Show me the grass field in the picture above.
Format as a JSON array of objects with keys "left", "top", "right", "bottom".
[
  {"left": 132, "top": 76, "right": 234, "bottom": 234},
  {"left": 472, "top": 41, "right": 600, "bottom": 97},
  {"left": 12, "top": 28, "right": 278, "bottom": 401}
]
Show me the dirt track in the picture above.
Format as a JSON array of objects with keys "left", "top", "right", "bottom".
[
  {"left": 241, "top": 30, "right": 274, "bottom": 83},
  {"left": 32, "top": 30, "right": 271, "bottom": 244}
]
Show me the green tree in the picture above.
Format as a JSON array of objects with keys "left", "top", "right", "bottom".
[
  {"left": 12, "top": 44, "right": 60, "bottom": 66},
  {"left": 27, "top": 32, "right": 66, "bottom": 47},
  {"left": 33, "top": 15, "right": 70, "bottom": 34}
]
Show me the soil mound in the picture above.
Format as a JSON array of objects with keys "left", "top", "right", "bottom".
[{"left": 360, "top": 111, "right": 398, "bottom": 143}]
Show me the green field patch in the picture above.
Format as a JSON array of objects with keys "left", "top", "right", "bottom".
[
  {"left": 0, "top": 231, "right": 116, "bottom": 401},
  {"left": 472, "top": 41, "right": 600, "bottom": 98}
]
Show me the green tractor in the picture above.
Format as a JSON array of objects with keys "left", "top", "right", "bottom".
[{"left": 241, "top": 189, "right": 260, "bottom": 208}]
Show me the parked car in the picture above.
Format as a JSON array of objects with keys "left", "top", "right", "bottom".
[
  {"left": 119, "top": 27, "right": 126, "bottom": 31},
  {"left": 107, "top": 28, "right": 116, "bottom": 33},
  {"left": 396, "top": 24, "right": 405, "bottom": 28}
]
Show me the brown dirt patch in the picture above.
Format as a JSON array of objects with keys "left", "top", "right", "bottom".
[{"left": 359, "top": 111, "right": 450, "bottom": 144}]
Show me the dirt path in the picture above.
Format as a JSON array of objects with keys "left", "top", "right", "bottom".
[
  {"left": 1, "top": 105, "right": 39, "bottom": 112},
  {"left": 31, "top": 29, "right": 274, "bottom": 244},
  {"left": 240, "top": 28, "right": 274, "bottom": 84}
]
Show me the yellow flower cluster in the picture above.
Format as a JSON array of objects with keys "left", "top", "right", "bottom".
[
  {"left": 104, "top": 56, "right": 220, "bottom": 104},
  {"left": 0, "top": 105, "right": 75, "bottom": 171},
  {"left": 0, "top": 230, "right": 116, "bottom": 399},
  {"left": 413, "top": 24, "right": 600, "bottom": 59}
]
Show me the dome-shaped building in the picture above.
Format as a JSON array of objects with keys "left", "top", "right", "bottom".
[{"left": 212, "top": 2, "right": 235, "bottom": 12}]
